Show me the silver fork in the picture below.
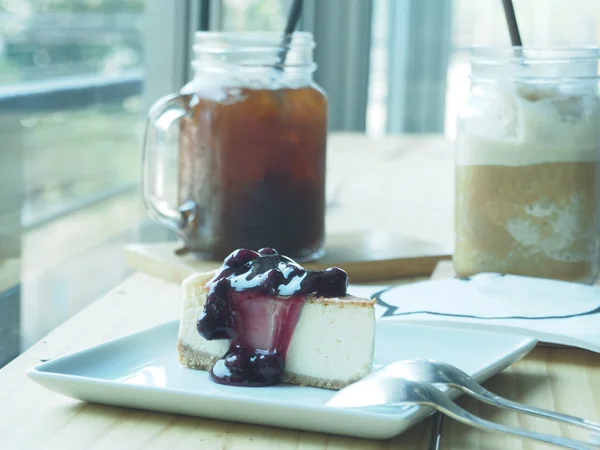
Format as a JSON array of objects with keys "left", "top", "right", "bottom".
[
  {"left": 326, "top": 376, "right": 599, "bottom": 450},
  {"left": 368, "top": 360, "right": 600, "bottom": 434}
]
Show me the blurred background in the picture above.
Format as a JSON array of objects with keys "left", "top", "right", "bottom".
[{"left": 1, "top": 0, "right": 600, "bottom": 368}]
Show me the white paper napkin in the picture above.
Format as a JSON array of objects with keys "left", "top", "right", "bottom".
[{"left": 348, "top": 273, "right": 600, "bottom": 353}]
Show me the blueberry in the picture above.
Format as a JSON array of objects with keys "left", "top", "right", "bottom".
[
  {"left": 251, "top": 353, "right": 284, "bottom": 384},
  {"left": 224, "top": 249, "right": 260, "bottom": 268},
  {"left": 307, "top": 267, "right": 348, "bottom": 297},
  {"left": 197, "top": 314, "right": 231, "bottom": 340},
  {"left": 197, "top": 278, "right": 237, "bottom": 340},
  {"left": 324, "top": 267, "right": 349, "bottom": 286},
  {"left": 324, "top": 267, "right": 348, "bottom": 279},
  {"left": 258, "top": 247, "right": 278, "bottom": 255},
  {"left": 211, "top": 349, "right": 283, "bottom": 386},
  {"left": 262, "top": 269, "right": 283, "bottom": 294}
]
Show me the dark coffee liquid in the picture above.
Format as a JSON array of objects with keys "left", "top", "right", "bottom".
[
  {"left": 197, "top": 248, "right": 348, "bottom": 386},
  {"left": 179, "top": 86, "right": 327, "bottom": 260}
]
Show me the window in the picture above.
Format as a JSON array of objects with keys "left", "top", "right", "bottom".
[
  {"left": 0, "top": 0, "right": 146, "bottom": 364},
  {"left": 1, "top": 0, "right": 144, "bottom": 225},
  {"left": 217, "top": 0, "right": 289, "bottom": 31}
]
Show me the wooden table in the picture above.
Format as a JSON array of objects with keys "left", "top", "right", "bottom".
[{"left": 2, "top": 134, "right": 600, "bottom": 449}]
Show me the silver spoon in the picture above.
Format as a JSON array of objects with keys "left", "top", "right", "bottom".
[
  {"left": 369, "top": 360, "right": 600, "bottom": 434},
  {"left": 326, "top": 377, "right": 598, "bottom": 450}
]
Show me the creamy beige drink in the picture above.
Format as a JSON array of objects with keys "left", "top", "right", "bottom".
[{"left": 454, "top": 84, "right": 600, "bottom": 283}]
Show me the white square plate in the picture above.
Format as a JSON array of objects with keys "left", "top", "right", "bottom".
[{"left": 28, "top": 320, "right": 536, "bottom": 440}]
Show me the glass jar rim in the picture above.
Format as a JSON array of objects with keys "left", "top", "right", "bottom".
[
  {"left": 191, "top": 31, "right": 316, "bottom": 73},
  {"left": 470, "top": 45, "right": 600, "bottom": 64},
  {"left": 193, "top": 31, "right": 315, "bottom": 53},
  {"left": 469, "top": 46, "right": 600, "bottom": 83}
]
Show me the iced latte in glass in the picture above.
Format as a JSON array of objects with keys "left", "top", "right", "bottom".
[{"left": 454, "top": 48, "right": 600, "bottom": 283}]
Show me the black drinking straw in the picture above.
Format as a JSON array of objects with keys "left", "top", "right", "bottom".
[
  {"left": 502, "top": 0, "right": 523, "bottom": 47},
  {"left": 275, "top": 0, "right": 303, "bottom": 71}
]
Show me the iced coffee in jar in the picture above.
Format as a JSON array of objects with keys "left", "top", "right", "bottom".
[
  {"left": 454, "top": 47, "right": 600, "bottom": 283},
  {"left": 143, "top": 32, "right": 327, "bottom": 261}
]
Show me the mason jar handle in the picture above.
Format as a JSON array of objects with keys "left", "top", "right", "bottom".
[{"left": 142, "top": 94, "right": 190, "bottom": 232}]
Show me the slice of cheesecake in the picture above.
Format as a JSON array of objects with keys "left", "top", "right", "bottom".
[{"left": 177, "top": 248, "right": 376, "bottom": 390}]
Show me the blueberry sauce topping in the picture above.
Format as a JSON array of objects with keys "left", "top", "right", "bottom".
[{"left": 197, "top": 247, "right": 348, "bottom": 387}]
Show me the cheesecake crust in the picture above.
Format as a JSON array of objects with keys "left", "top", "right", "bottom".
[
  {"left": 281, "top": 371, "right": 365, "bottom": 390},
  {"left": 177, "top": 340, "right": 219, "bottom": 371}
]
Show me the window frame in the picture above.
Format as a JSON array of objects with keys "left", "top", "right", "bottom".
[
  {"left": 302, "top": 0, "right": 374, "bottom": 131},
  {"left": 385, "top": 0, "right": 453, "bottom": 133},
  {"left": 143, "top": 0, "right": 209, "bottom": 109}
]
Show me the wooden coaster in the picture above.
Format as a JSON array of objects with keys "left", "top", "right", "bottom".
[{"left": 125, "top": 230, "right": 451, "bottom": 285}]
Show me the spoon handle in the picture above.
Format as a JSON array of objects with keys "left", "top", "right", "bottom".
[
  {"left": 463, "top": 381, "right": 600, "bottom": 434},
  {"left": 424, "top": 385, "right": 597, "bottom": 450}
]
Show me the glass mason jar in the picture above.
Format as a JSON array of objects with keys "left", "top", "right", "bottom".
[
  {"left": 454, "top": 47, "right": 600, "bottom": 284},
  {"left": 143, "top": 32, "right": 327, "bottom": 261}
]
